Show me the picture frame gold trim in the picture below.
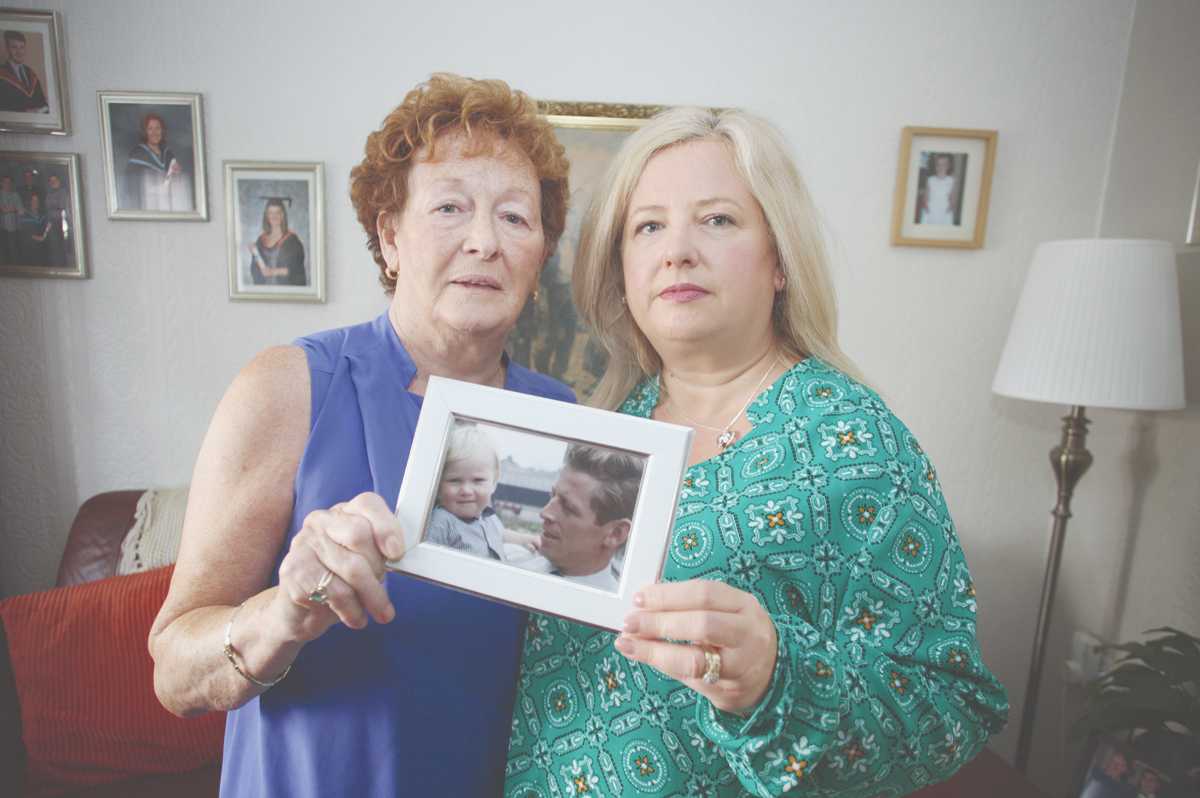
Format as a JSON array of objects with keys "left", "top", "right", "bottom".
[
  {"left": 0, "top": 150, "right": 87, "bottom": 278},
  {"left": 537, "top": 99, "right": 667, "bottom": 130},
  {"left": 890, "top": 126, "right": 998, "bottom": 249}
]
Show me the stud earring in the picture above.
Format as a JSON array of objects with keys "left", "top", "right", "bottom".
[{"left": 533, "top": 288, "right": 540, "bottom": 303}]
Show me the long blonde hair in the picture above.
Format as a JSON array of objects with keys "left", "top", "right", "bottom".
[{"left": 573, "top": 106, "right": 863, "bottom": 409}]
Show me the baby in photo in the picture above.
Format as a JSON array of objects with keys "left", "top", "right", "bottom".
[{"left": 425, "top": 421, "right": 539, "bottom": 561}]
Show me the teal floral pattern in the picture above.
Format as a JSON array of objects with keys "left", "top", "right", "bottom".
[{"left": 505, "top": 359, "right": 1008, "bottom": 797}]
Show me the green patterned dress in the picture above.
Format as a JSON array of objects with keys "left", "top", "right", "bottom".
[{"left": 505, "top": 358, "right": 1008, "bottom": 797}]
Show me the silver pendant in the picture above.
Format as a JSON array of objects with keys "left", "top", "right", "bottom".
[{"left": 717, "top": 429, "right": 737, "bottom": 449}]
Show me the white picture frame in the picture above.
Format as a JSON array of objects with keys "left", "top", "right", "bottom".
[{"left": 389, "top": 376, "right": 692, "bottom": 631}]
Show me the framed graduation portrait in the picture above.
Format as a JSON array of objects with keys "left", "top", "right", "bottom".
[
  {"left": 224, "top": 160, "right": 324, "bottom": 302},
  {"left": 0, "top": 150, "right": 86, "bottom": 278},
  {"left": 98, "top": 91, "right": 208, "bottom": 221},
  {"left": 0, "top": 8, "right": 70, "bottom": 135}
]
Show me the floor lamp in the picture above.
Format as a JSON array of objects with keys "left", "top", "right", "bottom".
[{"left": 991, "top": 239, "right": 1185, "bottom": 774}]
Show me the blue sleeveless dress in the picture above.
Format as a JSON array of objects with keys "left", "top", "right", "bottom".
[{"left": 220, "top": 313, "right": 574, "bottom": 797}]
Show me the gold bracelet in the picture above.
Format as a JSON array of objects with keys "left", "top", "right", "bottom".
[{"left": 223, "top": 600, "right": 291, "bottom": 689}]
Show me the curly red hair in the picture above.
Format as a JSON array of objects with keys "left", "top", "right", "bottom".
[
  {"left": 350, "top": 73, "right": 569, "bottom": 294},
  {"left": 139, "top": 112, "right": 167, "bottom": 144}
]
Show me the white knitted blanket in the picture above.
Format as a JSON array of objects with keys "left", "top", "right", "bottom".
[{"left": 117, "top": 485, "right": 190, "bottom": 574}]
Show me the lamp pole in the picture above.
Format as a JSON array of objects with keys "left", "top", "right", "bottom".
[{"left": 1014, "top": 405, "right": 1093, "bottom": 773}]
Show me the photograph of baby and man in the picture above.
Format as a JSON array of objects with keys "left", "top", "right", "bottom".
[{"left": 423, "top": 419, "right": 647, "bottom": 593}]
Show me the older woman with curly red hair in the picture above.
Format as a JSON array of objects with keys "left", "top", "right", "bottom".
[{"left": 149, "top": 74, "right": 573, "bottom": 797}]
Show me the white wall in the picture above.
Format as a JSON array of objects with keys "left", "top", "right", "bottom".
[
  {"left": 6, "top": 0, "right": 1197, "bottom": 792},
  {"left": 1097, "top": 0, "right": 1200, "bottom": 738}
]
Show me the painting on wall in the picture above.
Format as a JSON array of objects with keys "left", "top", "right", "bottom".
[
  {"left": 891, "top": 126, "right": 998, "bottom": 249},
  {"left": 508, "top": 100, "right": 666, "bottom": 399},
  {"left": 0, "top": 8, "right": 69, "bottom": 135},
  {"left": 224, "top": 161, "right": 324, "bottom": 302},
  {"left": 0, "top": 150, "right": 86, "bottom": 278},
  {"left": 98, "top": 91, "right": 208, "bottom": 221}
]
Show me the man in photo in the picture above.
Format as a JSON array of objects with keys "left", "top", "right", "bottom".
[
  {"left": 16, "top": 168, "right": 39, "bottom": 211},
  {"left": 0, "top": 31, "right": 48, "bottom": 113},
  {"left": 536, "top": 443, "right": 644, "bottom": 590}
]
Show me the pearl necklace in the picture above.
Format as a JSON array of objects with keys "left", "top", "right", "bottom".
[{"left": 665, "top": 355, "right": 782, "bottom": 450}]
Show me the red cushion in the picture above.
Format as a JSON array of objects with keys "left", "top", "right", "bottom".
[{"left": 0, "top": 566, "right": 224, "bottom": 796}]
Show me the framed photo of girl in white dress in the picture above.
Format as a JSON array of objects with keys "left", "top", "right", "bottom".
[
  {"left": 224, "top": 160, "right": 324, "bottom": 302},
  {"left": 891, "top": 126, "right": 997, "bottom": 249},
  {"left": 98, "top": 91, "right": 207, "bottom": 221}
]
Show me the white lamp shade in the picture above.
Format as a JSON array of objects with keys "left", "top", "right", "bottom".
[{"left": 993, "top": 239, "right": 1185, "bottom": 410}]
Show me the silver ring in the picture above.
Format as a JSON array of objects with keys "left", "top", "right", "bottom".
[
  {"left": 307, "top": 569, "right": 334, "bottom": 605},
  {"left": 702, "top": 649, "right": 721, "bottom": 685}
]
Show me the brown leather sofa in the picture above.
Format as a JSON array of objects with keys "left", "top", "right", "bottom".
[
  {"left": 2, "top": 491, "right": 1045, "bottom": 798},
  {"left": 56, "top": 490, "right": 154, "bottom": 587}
]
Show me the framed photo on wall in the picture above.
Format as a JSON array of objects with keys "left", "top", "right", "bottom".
[
  {"left": 0, "top": 8, "right": 70, "bottom": 135},
  {"left": 0, "top": 150, "right": 86, "bottom": 278},
  {"left": 389, "top": 377, "right": 692, "bottom": 631},
  {"left": 224, "top": 160, "right": 324, "bottom": 302},
  {"left": 508, "top": 100, "right": 664, "bottom": 400},
  {"left": 891, "top": 126, "right": 998, "bottom": 249},
  {"left": 98, "top": 91, "right": 208, "bottom": 221}
]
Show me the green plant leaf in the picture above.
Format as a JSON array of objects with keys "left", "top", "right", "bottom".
[{"left": 1076, "top": 627, "right": 1200, "bottom": 742}]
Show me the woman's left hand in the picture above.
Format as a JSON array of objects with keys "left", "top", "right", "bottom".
[{"left": 615, "top": 580, "right": 778, "bottom": 714}]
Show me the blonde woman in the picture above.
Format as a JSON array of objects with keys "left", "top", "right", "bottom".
[{"left": 504, "top": 108, "right": 1008, "bottom": 796}]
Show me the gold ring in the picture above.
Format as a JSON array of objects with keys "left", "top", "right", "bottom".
[
  {"left": 702, "top": 649, "right": 721, "bottom": 685},
  {"left": 307, "top": 569, "right": 334, "bottom": 605}
]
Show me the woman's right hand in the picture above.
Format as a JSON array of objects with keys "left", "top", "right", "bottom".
[{"left": 273, "top": 492, "right": 406, "bottom": 643}]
